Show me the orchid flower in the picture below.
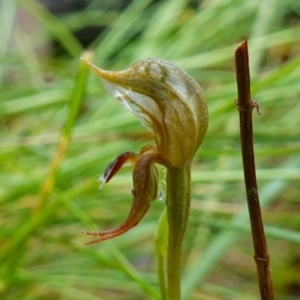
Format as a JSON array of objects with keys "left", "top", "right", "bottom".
[{"left": 81, "top": 58, "right": 208, "bottom": 247}]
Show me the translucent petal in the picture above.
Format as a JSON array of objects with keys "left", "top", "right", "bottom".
[{"left": 102, "top": 79, "right": 163, "bottom": 136}]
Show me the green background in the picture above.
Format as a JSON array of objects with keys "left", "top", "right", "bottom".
[{"left": 1, "top": 0, "right": 300, "bottom": 299}]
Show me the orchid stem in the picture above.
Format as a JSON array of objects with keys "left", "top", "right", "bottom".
[{"left": 166, "top": 165, "right": 191, "bottom": 300}]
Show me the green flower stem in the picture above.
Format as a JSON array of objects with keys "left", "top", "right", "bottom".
[{"left": 166, "top": 164, "right": 191, "bottom": 300}]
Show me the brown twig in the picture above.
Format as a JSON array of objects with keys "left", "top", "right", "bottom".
[{"left": 235, "top": 38, "right": 274, "bottom": 300}]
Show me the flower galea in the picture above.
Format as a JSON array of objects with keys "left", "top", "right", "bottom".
[{"left": 81, "top": 58, "right": 208, "bottom": 245}]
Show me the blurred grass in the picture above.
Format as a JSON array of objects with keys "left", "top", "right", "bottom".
[{"left": 1, "top": 0, "right": 300, "bottom": 299}]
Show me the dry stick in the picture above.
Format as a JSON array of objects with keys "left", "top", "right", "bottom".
[{"left": 235, "top": 38, "right": 274, "bottom": 300}]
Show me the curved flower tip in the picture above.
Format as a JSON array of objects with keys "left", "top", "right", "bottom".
[
  {"left": 82, "top": 58, "right": 208, "bottom": 168},
  {"left": 82, "top": 146, "right": 162, "bottom": 245},
  {"left": 99, "top": 151, "right": 138, "bottom": 188}
]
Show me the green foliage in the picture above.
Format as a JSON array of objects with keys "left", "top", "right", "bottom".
[{"left": 1, "top": 0, "right": 300, "bottom": 299}]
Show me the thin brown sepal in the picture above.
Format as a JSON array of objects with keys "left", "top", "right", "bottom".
[{"left": 235, "top": 37, "right": 274, "bottom": 300}]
